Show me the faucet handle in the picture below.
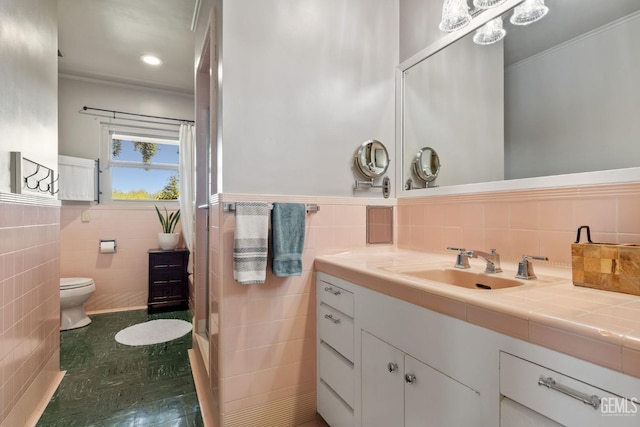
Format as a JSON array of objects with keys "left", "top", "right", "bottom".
[
  {"left": 516, "top": 255, "right": 549, "bottom": 280},
  {"left": 447, "top": 247, "right": 471, "bottom": 269},
  {"left": 446, "top": 247, "right": 465, "bottom": 252}
]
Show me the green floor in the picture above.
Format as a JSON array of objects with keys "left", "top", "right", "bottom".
[{"left": 37, "top": 309, "right": 203, "bottom": 427}]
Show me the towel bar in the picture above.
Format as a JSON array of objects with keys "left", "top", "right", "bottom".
[{"left": 223, "top": 202, "right": 319, "bottom": 213}]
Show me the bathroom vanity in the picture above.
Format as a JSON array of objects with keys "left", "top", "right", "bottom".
[{"left": 315, "top": 250, "right": 640, "bottom": 426}]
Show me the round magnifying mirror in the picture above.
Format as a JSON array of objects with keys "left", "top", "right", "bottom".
[
  {"left": 354, "top": 140, "right": 389, "bottom": 178},
  {"left": 413, "top": 147, "right": 440, "bottom": 183}
]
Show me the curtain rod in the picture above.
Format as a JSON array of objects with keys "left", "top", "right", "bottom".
[{"left": 82, "top": 106, "right": 194, "bottom": 124}]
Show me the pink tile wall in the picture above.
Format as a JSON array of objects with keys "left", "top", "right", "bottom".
[
  {"left": 211, "top": 195, "right": 379, "bottom": 420},
  {"left": 59, "top": 205, "right": 183, "bottom": 312},
  {"left": 397, "top": 182, "right": 640, "bottom": 266},
  {"left": 0, "top": 201, "right": 60, "bottom": 424}
]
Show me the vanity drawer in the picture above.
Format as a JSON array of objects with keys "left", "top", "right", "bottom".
[
  {"left": 318, "top": 379, "right": 354, "bottom": 427},
  {"left": 318, "top": 279, "right": 354, "bottom": 317},
  {"left": 318, "top": 341, "right": 354, "bottom": 408},
  {"left": 318, "top": 303, "right": 354, "bottom": 362},
  {"left": 500, "top": 352, "right": 636, "bottom": 426}
]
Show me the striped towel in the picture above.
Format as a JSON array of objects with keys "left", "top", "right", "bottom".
[{"left": 233, "top": 202, "right": 270, "bottom": 284}]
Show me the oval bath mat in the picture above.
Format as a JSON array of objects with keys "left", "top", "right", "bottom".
[{"left": 115, "top": 319, "right": 192, "bottom": 346}]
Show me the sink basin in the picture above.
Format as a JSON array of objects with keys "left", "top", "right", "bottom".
[{"left": 390, "top": 268, "right": 524, "bottom": 290}]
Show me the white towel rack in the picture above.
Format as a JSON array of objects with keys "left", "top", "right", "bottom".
[{"left": 223, "top": 202, "right": 320, "bottom": 213}]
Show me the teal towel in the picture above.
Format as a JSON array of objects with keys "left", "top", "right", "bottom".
[{"left": 271, "top": 203, "right": 306, "bottom": 277}]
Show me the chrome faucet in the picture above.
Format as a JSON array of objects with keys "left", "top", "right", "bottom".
[
  {"left": 462, "top": 248, "right": 502, "bottom": 274},
  {"left": 447, "top": 247, "right": 471, "bottom": 269},
  {"left": 516, "top": 255, "right": 548, "bottom": 280}
]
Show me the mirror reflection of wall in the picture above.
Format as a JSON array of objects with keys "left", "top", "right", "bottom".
[
  {"left": 366, "top": 206, "right": 393, "bottom": 244},
  {"left": 400, "top": 0, "right": 640, "bottom": 190},
  {"left": 505, "top": 2, "right": 640, "bottom": 179},
  {"left": 403, "top": 32, "right": 504, "bottom": 188}
]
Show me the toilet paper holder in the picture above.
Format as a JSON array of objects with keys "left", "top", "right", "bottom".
[{"left": 99, "top": 239, "right": 117, "bottom": 253}]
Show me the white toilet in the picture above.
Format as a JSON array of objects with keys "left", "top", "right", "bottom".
[{"left": 60, "top": 277, "right": 96, "bottom": 331}]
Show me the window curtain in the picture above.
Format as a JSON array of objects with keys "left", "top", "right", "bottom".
[{"left": 178, "top": 123, "right": 195, "bottom": 256}]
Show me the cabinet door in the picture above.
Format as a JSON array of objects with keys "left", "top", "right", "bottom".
[
  {"left": 404, "top": 354, "right": 482, "bottom": 427},
  {"left": 500, "top": 397, "right": 562, "bottom": 427},
  {"left": 361, "top": 331, "right": 404, "bottom": 427}
]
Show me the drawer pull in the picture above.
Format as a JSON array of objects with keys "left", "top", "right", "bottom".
[
  {"left": 324, "top": 313, "right": 341, "bottom": 324},
  {"left": 537, "top": 376, "right": 601, "bottom": 410},
  {"left": 387, "top": 362, "right": 398, "bottom": 373},
  {"left": 405, "top": 373, "right": 417, "bottom": 384},
  {"left": 324, "top": 286, "right": 342, "bottom": 296}
]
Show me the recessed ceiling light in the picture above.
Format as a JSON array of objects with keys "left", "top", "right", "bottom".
[{"left": 141, "top": 55, "right": 163, "bottom": 66}]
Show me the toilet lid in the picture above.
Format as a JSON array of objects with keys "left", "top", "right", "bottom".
[{"left": 60, "top": 277, "right": 94, "bottom": 290}]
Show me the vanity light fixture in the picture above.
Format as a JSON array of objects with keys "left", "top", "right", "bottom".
[
  {"left": 510, "top": 0, "right": 549, "bottom": 26},
  {"left": 473, "top": 0, "right": 508, "bottom": 9},
  {"left": 439, "top": 0, "right": 472, "bottom": 32},
  {"left": 140, "top": 54, "right": 163, "bottom": 66},
  {"left": 473, "top": 16, "right": 506, "bottom": 45}
]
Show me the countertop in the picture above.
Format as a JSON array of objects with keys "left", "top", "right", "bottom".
[{"left": 314, "top": 248, "right": 640, "bottom": 379}]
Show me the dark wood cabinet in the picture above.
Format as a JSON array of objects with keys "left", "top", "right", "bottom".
[{"left": 148, "top": 249, "right": 189, "bottom": 313}]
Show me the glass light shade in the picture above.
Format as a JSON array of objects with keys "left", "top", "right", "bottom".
[
  {"left": 473, "top": 0, "right": 508, "bottom": 9},
  {"left": 473, "top": 17, "right": 506, "bottom": 45},
  {"left": 439, "top": 0, "right": 472, "bottom": 32},
  {"left": 510, "top": 0, "right": 549, "bottom": 26}
]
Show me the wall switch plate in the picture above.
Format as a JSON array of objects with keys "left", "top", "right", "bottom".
[{"left": 81, "top": 211, "right": 90, "bottom": 222}]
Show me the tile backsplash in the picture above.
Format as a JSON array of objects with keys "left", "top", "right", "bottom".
[{"left": 397, "top": 182, "right": 640, "bottom": 266}]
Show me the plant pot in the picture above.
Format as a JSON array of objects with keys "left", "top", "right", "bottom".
[{"left": 158, "top": 233, "right": 180, "bottom": 250}]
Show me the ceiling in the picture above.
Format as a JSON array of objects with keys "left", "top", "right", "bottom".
[
  {"left": 57, "top": 0, "right": 198, "bottom": 95},
  {"left": 57, "top": 0, "right": 638, "bottom": 93}
]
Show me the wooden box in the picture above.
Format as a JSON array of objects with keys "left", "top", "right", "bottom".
[{"left": 571, "top": 242, "right": 640, "bottom": 296}]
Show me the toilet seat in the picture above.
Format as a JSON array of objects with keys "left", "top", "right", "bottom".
[{"left": 60, "top": 277, "right": 94, "bottom": 290}]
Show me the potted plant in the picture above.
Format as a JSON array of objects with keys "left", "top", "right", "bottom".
[{"left": 155, "top": 206, "right": 181, "bottom": 250}]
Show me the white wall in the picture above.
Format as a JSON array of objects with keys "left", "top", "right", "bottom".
[
  {"left": 219, "top": 0, "right": 398, "bottom": 197},
  {"left": 0, "top": 0, "right": 58, "bottom": 194},
  {"left": 399, "top": 0, "right": 443, "bottom": 62},
  {"left": 505, "top": 13, "right": 640, "bottom": 179},
  {"left": 58, "top": 77, "right": 194, "bottom": 160}
]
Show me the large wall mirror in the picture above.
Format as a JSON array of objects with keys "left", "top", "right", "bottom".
[{"left": 398, "top": 0, "right": 640, "bottom": 196}]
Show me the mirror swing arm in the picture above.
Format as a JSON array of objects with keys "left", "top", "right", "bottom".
[
  {"left": 354, "top": 176, "right": 391, "bottom": 198},
  {"left": 353, "top": 139, "right": 392, "bottom": 198}
]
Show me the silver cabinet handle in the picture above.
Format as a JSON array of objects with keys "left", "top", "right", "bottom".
[
  {"left": 405, "top": 373, "right": 417, "bottom": 384},
  {"left": 538, "top": 376, "right": 601, "bottom": 410},
  {"left": 324, "top": 286, "right": 341, "bottom": 296},
  {"left": 387, "top": 362, "right": 398, "bottom": 373},
  {"left": 324, "top": 313, "right": 341, "bottom": 324}
]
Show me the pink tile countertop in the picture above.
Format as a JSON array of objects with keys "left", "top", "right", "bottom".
[{"left": 314, "top": 248, "right": 640, "bottom": 379}]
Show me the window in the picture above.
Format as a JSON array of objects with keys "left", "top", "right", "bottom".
[{"left": 106, "top": 132, "right": 180, "bottom": 201}]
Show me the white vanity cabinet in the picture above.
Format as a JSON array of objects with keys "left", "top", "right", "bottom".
[
  {"left": 316, "top": 275, "right": 356, "bottom": 427},
  {"left": 316, "top": 271, "right": 640, "bottom": 427},
  {"left": 361, "top": 330, "right": 481, "bottom": 427}
]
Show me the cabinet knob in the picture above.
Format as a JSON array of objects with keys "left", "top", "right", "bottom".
[
  {"left": 387, "top": 362, "right": 398, "bottom": 373},
  {"left": 405, "top": 373, "right": 417, "bottom": 384}
]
